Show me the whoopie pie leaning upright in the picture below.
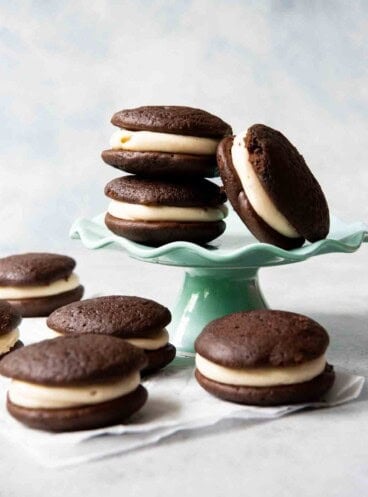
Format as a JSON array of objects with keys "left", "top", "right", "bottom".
[{"left": 217, "top": 124, "right": 330, "bottom": 249}]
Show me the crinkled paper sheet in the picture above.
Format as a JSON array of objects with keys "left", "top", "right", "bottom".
[{"left": 0, "top": 318, "right": 364, "bottom": 468}]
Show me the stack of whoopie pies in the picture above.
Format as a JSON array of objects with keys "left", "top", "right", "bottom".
[
  {"left": 102, "top": 106, "right": 330, "bottom": 250},
  {"left": 102, "top": 105, "right": 232, "bottom": 246}
]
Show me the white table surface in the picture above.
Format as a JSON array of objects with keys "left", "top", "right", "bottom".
[{"left": 1, "top": 247, "right": 367, "bottom": 496}]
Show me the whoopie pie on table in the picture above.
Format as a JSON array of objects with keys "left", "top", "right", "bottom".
[
  {"left": 47, "top": 296, "right": 176, "bottom": 375},
  {"left": 104, "top": 176, "right": 228, "bottom": 246},
  {"left": 102, "top": 105, "right": 232, "bottom": 178},
  {"left": 0, "top": 335, "right": 148, "bottom": 432},
  {"left": 0, "top": 253, "right": 84, "bottom": 317},
  {"left": 0, "top": 301, "right": 23, "bottom": 360},
  {"left": 195, "top": 310, "right": 335, "bottom": 406},
  {"left": 217, "top": 124, "right": 330, "bottom": 249}
]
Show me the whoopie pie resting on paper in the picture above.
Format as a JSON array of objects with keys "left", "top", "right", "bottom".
[
  {"left": 0, "top": 335, "right": 148, "bottom": 432},
  {"left": 0, "top": 301, "right": 23, "bottom": 360},
  {"left": 217, "top": 124, "right": 330, "bottom": 249},
  {"left": 47, "top": 295, "right": 176, "bottom": 375},
  {"left": 0, "top": 253, "right": 84, "bottom": 317},
  {"left": 102, "top": 105, "right": 232, "bottom": 178},
  {"left": 104, "top": 176, "right": 228, "bottom": 246},
  {"left": 195, "top": 310, "right": 335, "bottom": 406}
]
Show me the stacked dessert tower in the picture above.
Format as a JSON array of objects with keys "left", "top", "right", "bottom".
[
  {"left": 0, "top": 105, "right": 342, "bottom": 435},
  {"left": 101, "top": 106, "right": 232, "bottom": 246}
]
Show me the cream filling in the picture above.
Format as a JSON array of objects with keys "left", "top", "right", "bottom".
[
  {"left": 231, "top": 131, "right": 300, "bottom": 238},
  {"left": 125, "top": 328, "right": 169, "bottom": 351},
  {"left": 107, "top": 200, "right": 228, "bottom": 222},
  {"left": 48, "top": 328, "right": 170, "bottom": 351},
  {"left": 0, "top": 328, "right": 19, "bottom": 354},
  {"left": 110, "top": 128, "right": 219, "bottom": 155},
  {"left": 47, "top": 329, "right": 64, "bottom": 338},
  {"left": 196, "top": 354, "right": 326, "bottom": 387},
  {"left": 8, "top": 371, "right": 140, "bottom": 409},
  {"left": 0, "top": 273, "right": 80, "bottom": 299}
]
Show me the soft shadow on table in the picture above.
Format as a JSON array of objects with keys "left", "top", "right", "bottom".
[
  {"left": 83, "top": 397, "right": 182, "bottom": 445},
  {"left": 304, "top": 312, "right": 368, "bottom": 404},
  {"left": 310, "top": 312, "right": 368, "bottom": 376},
  {"left": 84, "top": 417, "right": 274, "bottom": 467},
  {"left": 132, "top": 396, "right": 182, "bottom": 424},
  {"left": 357, "top": 382, "right": 368, "bottom": 402}
]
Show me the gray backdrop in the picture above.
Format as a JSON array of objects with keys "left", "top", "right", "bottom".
[{"left": 1, "top": 0, "right": 367, "bottom": 252}]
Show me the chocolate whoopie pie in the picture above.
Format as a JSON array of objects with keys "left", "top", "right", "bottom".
[
  {"left": 195, "top": 310, "right": 335, "bottom": 406},
  {"left": 217, "top": 124, "right": 330, "bottom": 249},
  {"left": 0, "top": 301, "right": 23, "bottom": 360},
  {"left": 0, "top": 335, "right": 148, "bottom": 432},
  {"left": 47, "top": 296, "right": 175, "bottom": 375},
  {"left": 0, "top": 253, "right": 84, "bottom": 317},
  {"left": 102, "top": 105, "right": 232, "bottom": 178},
  {"left": 104, "top": 176, "right": 227, "bottom": 246}
]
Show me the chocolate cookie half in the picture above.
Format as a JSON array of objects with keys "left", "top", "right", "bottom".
[
  {"left": 194, "top": 310, "right": 335, "bottom": 406},
  {"left": 0, "top": 253, "right": 84, "bottom": 317},
  {"left": 0, "top": 301, "right": 23, "bottom": 360},
  {"left": 47, "top": 296, "right": 175, "bottom": 375},
  {"left": 104, "top": 176, "right": 227, "bottom": 246},
  {"left": 0, "top": 335, "right": 148, "bottom": 431},
  {"left": 102, "top": 105, "right": 232, "bottom": 178},
  {"left": 217, "top": 125, "right": 330, "bottom": 249}
]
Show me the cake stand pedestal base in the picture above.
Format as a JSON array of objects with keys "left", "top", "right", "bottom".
[
  {"left": 170, "top": 267, "right": 268, "bottom": 355},
  {"left": 70, "top": 213, "right": 367, "bottom": 356}
]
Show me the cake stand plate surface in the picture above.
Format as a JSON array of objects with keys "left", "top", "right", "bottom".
[{"left": 71, "top": 212, "right": 367, "bottom": 354}]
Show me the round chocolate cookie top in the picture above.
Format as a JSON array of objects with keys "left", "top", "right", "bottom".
[
  {"left": 195, "top": 310, "right": 329, "bottom": 368},
  {"left": 0, "top": 301, "right": 21, "bottom": 335},
  {"left": 105, "top": 176, "right": 226, "bottom": 207},
  {"left": 245, "top": 124, "right": 329, "bottom": 241},
  {"left": 0, "top": 335, "right": 147, "bottom": 385},
  {"left": 0, "top": 253, "right": 76, "bottom": 287},
  {"left": 47, "top": 296, "right": 171, "bottom": 338},
  {"left": 110, "top": 106, "right": 232, "bottom": 138}
]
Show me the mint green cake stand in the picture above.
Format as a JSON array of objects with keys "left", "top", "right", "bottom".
[{"left": 70, "top": 212, "right": 367, "bottom": 355}]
